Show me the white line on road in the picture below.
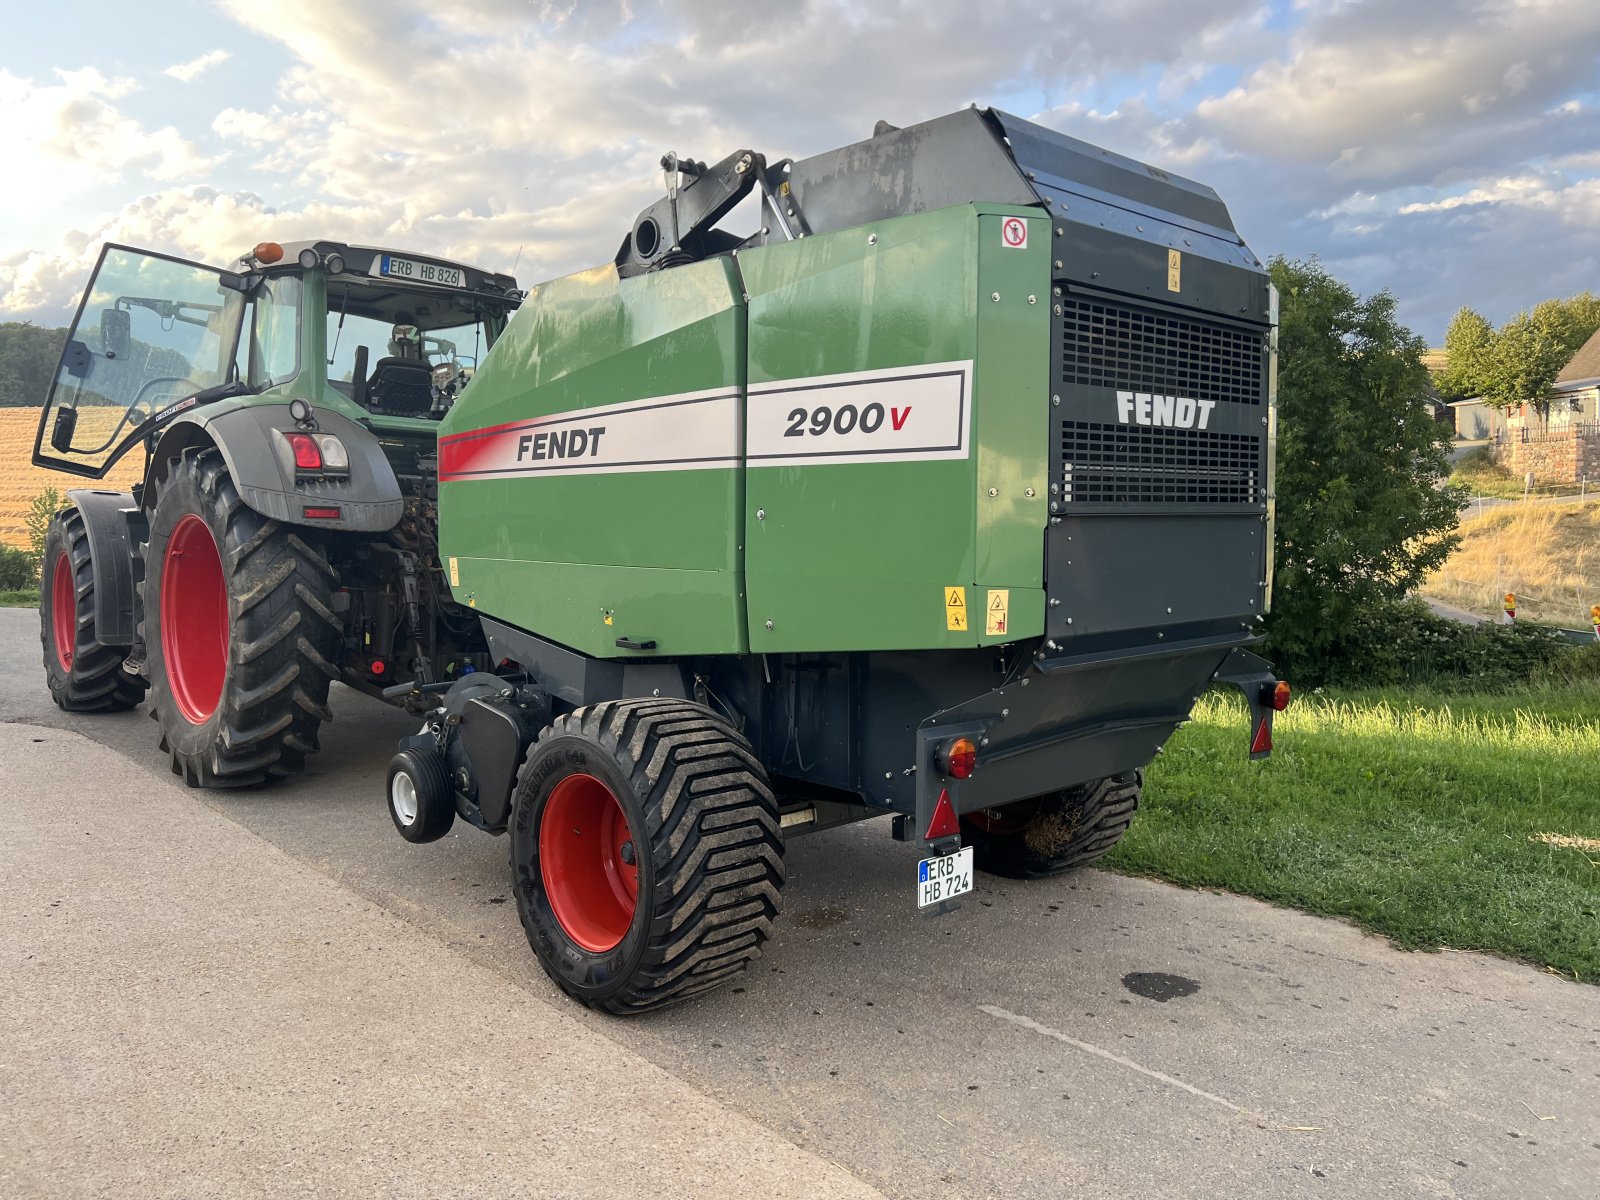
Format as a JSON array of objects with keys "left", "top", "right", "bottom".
[{"left": 978, "top": 1004, "right": 1250, "bottom": 1117}]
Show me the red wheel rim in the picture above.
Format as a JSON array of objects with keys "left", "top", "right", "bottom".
[
  {"left": 51, "top": 551, "right": 75, "bottom": 672},
  {"left": 539, "top": 773, "right": 638, "bottom": 953},
  {"left": 161, "top": 514, "right": 229, "bottom": 724}
]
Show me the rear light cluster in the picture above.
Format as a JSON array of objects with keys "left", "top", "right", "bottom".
[
  {"left": 1265, "top": 680, "right": 1291, "bottom": 712},
  {"left": 281, "top": 431, "right": 350, "bottom": 474},
  {"left": 937, "top": 736, "right": 977, "bottom": 779}
]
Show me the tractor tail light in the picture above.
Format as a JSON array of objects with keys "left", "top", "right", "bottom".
[
  {"left": 1269, "top": 681, "right": 1291, "bottom": 712},
  {"left": 285, "top": 432, "right": 322, "bottom": 470},
  {"left": 302, "top": 506, "right": 342, "bottom": 520},
  {"left": 940, "top": 736, "right": 977, "bottom": 779}
]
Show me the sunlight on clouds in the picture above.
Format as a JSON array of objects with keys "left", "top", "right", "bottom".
[{"left": 163, "top": 49, "right": 233, "bottom": 83}]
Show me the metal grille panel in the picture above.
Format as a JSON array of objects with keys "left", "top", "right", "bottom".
[
  {"left": 1060, "top": 298, "right": 1266, "bottom": 407},
  {"left": 1060, "top": 421, "right": 1260, "bottom": 506}
]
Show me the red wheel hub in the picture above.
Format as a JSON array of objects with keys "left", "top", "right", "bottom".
[
  {"left": 51, "top": 551, "right": 75, "bottom": 672},
  {"left": 539, "top": 773, "right": 639, "bottom": 953},
  {"left": 161, "top": 514, "right": 228, "bottom": 724}
]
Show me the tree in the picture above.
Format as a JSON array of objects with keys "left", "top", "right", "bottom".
[
  {"left": 1434, "top": 307, "right": 1493, "bottom": 401},
  {"left": 1266, "top": 256, "right": 1460, "bottom": 679},
  {"left": 0, "top": 322, "right": 69, "bottom": 407},
  {"left": 1441, "top": 292, "right": 1600, "bottom": 417}
]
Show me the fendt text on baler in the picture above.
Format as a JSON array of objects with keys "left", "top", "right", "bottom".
[{"left": 34, "top": 107, "right": 1289, "bottom": 1012}]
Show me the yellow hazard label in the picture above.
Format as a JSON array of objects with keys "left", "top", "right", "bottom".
[
  {"left": 448, "top": 557, "right": 460, "bottom": 587},
  {"left": 603, "top": 611, "right": 614, "bottom": 626},
  {"left": 986, "top": 589, "right": 1010, "bottom": 636},
  {"left": 1167, "top": 248, "right": 1182, "bottom": 292},
  {"left": 944, "top": 586, "right": 967, "bottom": 631}
]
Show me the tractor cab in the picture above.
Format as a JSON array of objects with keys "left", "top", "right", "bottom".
[{"left": 33, "top": 239, "right": 521, "bottom": 479}]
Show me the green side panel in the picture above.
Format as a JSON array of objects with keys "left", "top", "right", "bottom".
[
  {"left": 972, "top": 207, "right": 1051, "bottom": 640},
  {"left": 740, "top": 204, "right": 1048, "bottom": 652},
  {"left": 437, "top": 259, "right": 747, "bottom": 658}
]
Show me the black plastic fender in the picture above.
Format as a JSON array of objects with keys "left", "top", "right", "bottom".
[
  {"left": 145, "top": 404, "right": 404, "bottom": 532},
  {"left": 62, "top": 488, "right": 143, "bottom": 647}
]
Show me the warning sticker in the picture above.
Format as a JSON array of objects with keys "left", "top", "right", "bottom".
[
  {"left": 945, "top": 586, "right": 967, "bottom": 632},
  {"left": 1001, "top": 217, "right": 1028, "bottom": 250},
  {"left": 985, "top": 589, "right": 1009, "bottom": 637},
  {"left": 448, "top": 557, "right": 460, "bottom": 587},
  {"left": 1167, "top": 248, "right": 1182, "bottom": 292}
]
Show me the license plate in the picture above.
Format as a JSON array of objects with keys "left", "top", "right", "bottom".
[
  {"left": 379, "top": 255, "right": 464, "bottom": 287},
  {"left": 917, "top": 846, "right": 974, "bottom": 909}
]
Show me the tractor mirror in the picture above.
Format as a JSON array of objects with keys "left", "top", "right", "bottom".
[
  {"left": 101, "top": 309, "right": 131, "bottom": 360},
  {"left": 50, "top": 407, "right": 79, "bottom": 453},
  {"left": 218, "top": 271, "right": 257, "bottom": 293}
]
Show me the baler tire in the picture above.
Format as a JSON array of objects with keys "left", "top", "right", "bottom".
[
  {"left": 962, "top": 771, "right": 1142, "bottom": 879},
  {"left": 509, "top": 698, "right": 785, "bottom": 1014},
  {"left": 387, "top": 748, "right": 456, "bottom": 843},
  {"left": 39, "top": 506, "right": 147, "bottom": 713},
  {"left": 143, "top": 449, "right": 342, "bottom": 788}
]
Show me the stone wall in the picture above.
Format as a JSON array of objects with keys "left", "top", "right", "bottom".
[{"left": 1491, "top": 427, "right": 1600, "bottom": 485}]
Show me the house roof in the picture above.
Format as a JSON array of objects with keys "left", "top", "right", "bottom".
[{"left": 1556, "top": 326, "right": 1600, "bottom": 388}]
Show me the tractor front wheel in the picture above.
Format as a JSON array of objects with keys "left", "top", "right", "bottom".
[
  {"left": 960, "top": 772, "right": 1142, "bottom": 879},
  {"left": 509, "top": 699, "right": 785, "bottom": 1013},
  {"left": 39, "top": 506, "right": 147, "bottom": 712},
  {"left": 143, "top": 450, "right": 342, "bottom": 787}
]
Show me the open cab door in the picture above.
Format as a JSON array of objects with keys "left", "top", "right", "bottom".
[{"left": 33, "top": 244, "right": 249, "bottom": 478}]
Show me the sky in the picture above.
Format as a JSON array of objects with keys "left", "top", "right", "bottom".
[{"left": 1, "top": 0, "right": 1597, "bottom": 343}]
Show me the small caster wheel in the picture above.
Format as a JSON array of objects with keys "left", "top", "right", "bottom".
[{"left": 387, "top": 748, "right": 455, "bottom": 843}]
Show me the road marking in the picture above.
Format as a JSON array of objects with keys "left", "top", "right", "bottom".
[{"left": 978, "top": 1004, "right": 1249, "bottom": 1116}]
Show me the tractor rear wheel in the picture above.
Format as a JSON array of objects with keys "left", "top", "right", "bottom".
[
  {"left": 509, "top": 698, "right": 785, "bottom": 1013},
  {"left": 960, "top": 772, "right": 1142, "bottom": 879},
  {"left": 39, "top": 506, "right": 147, "bottom": 712},
  {"left": 143, "top": 450, "right": 342, "bottom": 787}
]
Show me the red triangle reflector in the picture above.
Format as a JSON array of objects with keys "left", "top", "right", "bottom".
[
  {"left": 925, "top": 787, "right": 960, "bottom": 840},
  {"left": 1250, "top": 717, "right": 1272, "bottom": 755}
]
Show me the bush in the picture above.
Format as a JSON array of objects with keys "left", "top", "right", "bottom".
[
  {"left": 0, "top": 546, "right": 37, "bottom": 591},
  {"left": 1281, "top": 596, "right": 1578, "bottom": 689},
  {"left": 26, "top": 485, "right": 61, "bottom": 560}
]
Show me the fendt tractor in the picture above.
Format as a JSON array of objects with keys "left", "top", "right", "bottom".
[{"left": 34, "top": 107, "right": 1289, "bottom": 1012}]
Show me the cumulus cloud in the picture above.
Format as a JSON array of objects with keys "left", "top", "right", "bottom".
[
  {"left": 163, "top": 49, "right": 232, "bottom": 83},
  {"left": 2, "top": 0, "right": 1598, "bottom": 340}
]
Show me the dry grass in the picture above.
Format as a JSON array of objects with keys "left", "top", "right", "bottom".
[
  {"left": 0, "top": 409, "right": 142, "bottom": 549},
  {"left": 1420, "top": 500, "right": 1600, "bottom": 628}
]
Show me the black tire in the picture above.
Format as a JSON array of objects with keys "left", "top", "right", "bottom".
[
  {"left": 961, "top": 772, "right": 1142, "bottom": 879},
  {"left": 387, "top": 748, "right": 455, "bottom": 842},
  {"left": 39, "top": 506, "right": 147, "bottom": 712},
  {"left": 143, "top": 449, "right": 342, "bottom": 788},
  {"left": 509, "top": 698, "right": 785, "bottom": 1014}
]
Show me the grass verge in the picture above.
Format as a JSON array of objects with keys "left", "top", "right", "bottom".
[
  {"left": 1448, "top": 445, "right": 1581, "bottom": 500},
  {"left": 1113, "top": 684, "right": 1600, "bottom": 982},
  {"left": 1420, "top": 499, "right": 1600, "bottom": 628},
  {"left": 0, "top": 589, "right": 38, "bottom": 607}
]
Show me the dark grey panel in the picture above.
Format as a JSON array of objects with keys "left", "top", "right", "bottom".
[
  {"left": 1047, "top": 514, "right": 1264, "bottom": 640},
  {"left": 780, "top": 108, "right": 1037, "bottom": 237},
  {"left": 149, "top": 403, "right": 404, "bottom": 532}
]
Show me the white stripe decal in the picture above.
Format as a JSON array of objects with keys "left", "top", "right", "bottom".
[
  {"left": 440, "top": 361, "right": 974, "bottom": 482},
  {"left": 746, "top": 359, "right": 972, "bottom": 467},
  {"left": 438, "top": 387, "right": 741, "bottom": 481}
]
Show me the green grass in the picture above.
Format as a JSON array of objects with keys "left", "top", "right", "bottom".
[
  {"left": 1111, "top": 683, "right": 1600, "bottom": 982},
  {"left": 0, "top": 589, "right": 38, "bottom": 607},
  {"left": 1448, "top": 445, "right": 1579, "bottom": 500}
]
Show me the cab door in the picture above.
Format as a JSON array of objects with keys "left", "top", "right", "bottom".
[{"left": 33, "top": 244, "right": 247, "bottom": 478}]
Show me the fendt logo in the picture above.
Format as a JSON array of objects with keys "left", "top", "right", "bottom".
[{"left": 1116, "top": 389, "right": 1216, "bottom": 430}]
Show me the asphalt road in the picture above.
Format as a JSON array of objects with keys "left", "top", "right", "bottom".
[{"left": 4, "top": 607, "right": 1598, "bottom": 1199}]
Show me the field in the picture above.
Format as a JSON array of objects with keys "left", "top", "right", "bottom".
[
  {"left": 1419, "top": 499, "right": 1600, "bottom": 628},
  {"left": 1117, "top": 682, "right": 1600, "bottom": 982},
  {"left": 0, "top": 408, "right": 143, "bottom": 549}
]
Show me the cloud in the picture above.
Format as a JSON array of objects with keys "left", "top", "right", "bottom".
[
  {"left": 163, "top": 49, "right": 232, "bottom": 83},
  {"left": 3, "top": 0, "right": 1598, "bottom": 341}
]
